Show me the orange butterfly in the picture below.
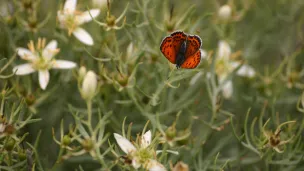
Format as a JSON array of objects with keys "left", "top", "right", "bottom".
[{"left": 160, "top": 31, "right": 202, "bottom": 69}]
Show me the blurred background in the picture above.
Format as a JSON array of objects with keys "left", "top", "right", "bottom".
[{"left": 0, "top": 0, "right": 304, "bottom": 170}]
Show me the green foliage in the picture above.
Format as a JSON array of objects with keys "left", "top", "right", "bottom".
[{"left": 0, "top": 0, "right": 304, "bottom": 170}]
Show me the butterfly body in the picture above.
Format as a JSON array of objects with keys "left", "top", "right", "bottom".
[
  {"left": 160, "top": 31, "right": 202, "bottom": 69},
  {"left": 176, "top": 40, "right": 187, "bottom": 68}
]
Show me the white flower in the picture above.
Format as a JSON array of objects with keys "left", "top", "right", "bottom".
[
  {"left": 114, "top": 130, "right": 166, "bottom": 171},
  {"left": 81, "top": 70, "right": 98, "bottom": 101},
  {"left": 215, "top": 40, "right": 255, "bottom": 99},
  {"left": 236, "top": 64, "right": 256, "bottom": 78},
  {"left": 57, "top": 0, "right": 100, "bottom": 45},
  {"left": 218, "top": 4, "right": 232, "bottom": 21},
  {"left": 13, "top": 38, "right": 77, "bottom": 90},
  {"left": 220, "top": 79, "right": 233, "bottom": 99},
  {"left": 217, "top": 40, "right": 231, "bottom": 60}
]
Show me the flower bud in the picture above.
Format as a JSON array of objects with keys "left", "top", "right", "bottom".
[
  {"left": 18, "top": 151, "right": 27, "bottom": 161},
  {"left": 82, "top": 139, "right": 94, "bottom": 151},
  {"left": 81, "top": 71, "right": 98, "bottom": 101},
  {"left": 165, "top": 125, "right": 176, "bottom": 140},
  {"left": 218, "top": 5, "right": 232, "bottom": 21},
  {"left": 126, "top": 43, "right": 134, "bottom": 61},
  {"left": 62, "top": 135, "right": 71, "bottom": 146},
  {"left": 78, "top": 66, "right": 87, "bottom": 81},
  {"left": 4, "top": 138, "right": 16, "bottom": 151},
  {"left": 116, "top": 74, "right": 129, "bottom": 87}
]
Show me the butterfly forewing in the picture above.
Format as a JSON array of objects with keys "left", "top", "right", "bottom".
[
  {"left": 185, "top": 35, "right": 202, "bottom": 57},
  {"left": 171, "top": 31, "right": 187, "bottom": 53},
  {"left": 160, "top": 36, "right": 176, "bottom": 64}
]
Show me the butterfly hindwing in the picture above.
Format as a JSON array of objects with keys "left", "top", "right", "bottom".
[
  {"left": 185, "top": 35, "right": 202, "bottom": 57},
  {"left": 181, "top": 49, "right": 202, "bottom": 69},
  {"left": 160, "top": 36, "right": 176, "bottom": 64}
]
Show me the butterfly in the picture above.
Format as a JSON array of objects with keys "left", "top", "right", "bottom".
[{"left": 160, "top": 31, "right": 202, "bottom": 69}]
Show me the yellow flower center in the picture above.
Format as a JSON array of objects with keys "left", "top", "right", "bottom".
[
  {"left": 215, "top": 59, "right": 232, "bottom": 76},
  {"left": 27, "top": 38, "right": 58, "bottom": 70},
  {"left": 134, "top": 147, "right": 154, "bottom": 164}
]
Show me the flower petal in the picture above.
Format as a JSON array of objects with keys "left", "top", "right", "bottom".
[
  {"left": 72, "top": 27, "right": 94, "bottom": 46},
  {"left": 13, "top": 64, "right": 36, "bottom": 75},
  {"left": 114, "top": 133, "right": 136, "bottom": 154},
  {"left": 141, "top": 130, "right": 152, "bottom": 148},
  {"left": 64, "top": 0, "right": 77, "bottom": 13},
  {"left": 146, "top": 160, "right": 167, "bottom": 171},
  {"left": 52, "top": 60, "right": 77, "bottom": 69},
  {"left": 217, "top": 40, "right": 231, "bottom": 60},
  {"left": 45, "top": 40, "right": 58, "bottom": 50},
  {"left": 132, "top": 158, "right": 141, "bottom": 169},
  {"left": 39, "top": 70, "right": 50, "bottom": 90},
  {"left": 42, "top": 40, "right": 58, "bottom": 60},
  {"left": 237, "top": 65, "right": 256, "bottom": 78},
  {"left": 201, "top": 49, "right": 207, "bottom": 59},
  {"left": 221, "top": 80, "right": 233, "bottom": 99},
  {"left": 77, "top": 9, "right": 100, "bottom": 25},
  {"left": 16, "top": 48, "right": 36, "bottom": 61}
]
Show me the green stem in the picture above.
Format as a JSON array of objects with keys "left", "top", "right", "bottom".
[
  {"left": 87, "top": 100, "right": 94, "bottom": 133},
  {"left": 55, "top": 148, "right": 64, "bottom": 164},
  {"left": 8, "top": 152, "right": 12, "bottom": 166}
]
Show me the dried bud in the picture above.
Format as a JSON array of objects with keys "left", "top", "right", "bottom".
[
  {"left": 172, "top": 161, "right": 189, "bottom": 171},
  {"left": 106, "top": 15, "right": 116, "bottom": 26},
  {"left": 81, "top": 71, "right": 98, "bottom": 101},
  {"left": 5, "top": 124, "right": 15, "bottom": 134},
  {"left": 218, "top": 5, "right": 232, "bottom": 21},
  {"left": 116, "top": 74, "right": 129, "bottom": 87},
  {"left": 82, "top": 139, "right": 94, "bottom": 151}
]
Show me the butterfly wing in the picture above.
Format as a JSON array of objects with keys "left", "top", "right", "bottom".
[
  {"left": 185, "top": 35, "right": 202, "bottom": 57},
  {"left": 171, "top": 31, "right": 187, "bottom": 53},
  {"left": 160, "top": 31, "right": 187, "bottom": 64},
  {"left": 180, "top": 49, "right": 202, "bottom": 69},
  {"left": 160, "top": 36, "right": 176, "bottom": 64}
]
